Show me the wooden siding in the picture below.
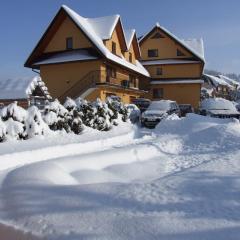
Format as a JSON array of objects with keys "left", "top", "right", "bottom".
[
  {"left": 150, "top": 83, "right": 201, "bottom": 109},
  {"left": 145, "top": 63, "right": 203, "bottom": 79},
  {"left": 140, "top": 28, "right": 194, "bottom": 61},
  {"left": 44, "top": 16, "right": 93, "bottom": 53}
]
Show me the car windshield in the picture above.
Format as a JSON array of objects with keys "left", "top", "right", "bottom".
[{"left": 148, "top": 101, "right": 172, "bottom": 111}]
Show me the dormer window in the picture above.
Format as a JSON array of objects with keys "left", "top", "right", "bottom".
[
  {"left": 66, "top": 37, "right": 73, "bottom": 50},
  {"left": 112, "top": 42, "right": 116, "bottom": 54},
  {"left": 177, "top": 49, "right": 185, "bottom": 56},
  {"left": 151, "top": 32, "right": 164, "bottom": 39},
  {"left": 148, "top": 49, "right": 158, "bottom": 57}
]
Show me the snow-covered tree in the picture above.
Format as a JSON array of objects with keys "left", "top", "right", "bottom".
[
  {"left": 25, "top": 106, "right": 49, "bottom": 138},
  {"left": 69, "top": 110, "right": 84, "bottom": 134},
  {"left": 4, "top": 118, "right": 26, "bottom": 140},
  {"left": 64, "top": 97, "right": 77, "bottom": 111},
  {"left": 43, "top": 100, "right": 71, "bottom": 132},
  {"left": 1, "top": 101, "right": 27, "bottom": 123},
  {"left": 92, "top": 98, "right": 112, "bottom": 131},
  {"left": 0, "top": 119, "right": 6, "bottom": 142}
]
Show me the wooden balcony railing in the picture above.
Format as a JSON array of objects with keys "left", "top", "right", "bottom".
[{"left": 59, "top": 70, "right": 138, "bottom": 102}]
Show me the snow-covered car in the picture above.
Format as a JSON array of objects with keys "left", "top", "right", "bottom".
[
  {"left": 132, "top": 98, "right": 151, "bottom": 113},
  {"left": 126, "top": 104, "right": 141, "bottom": 123},
  {"left": 141, "top": 100, "right": 180, "bottom": 128},
  {"left": 200, "top": 98, "right": 240, "bottom": 119}
]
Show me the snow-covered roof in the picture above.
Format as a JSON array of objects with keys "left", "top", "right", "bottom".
[
  {"left": 0, "top": 76, "right": 51, "bottom": 100},
  {"left": 33, "top": 49, "right": 99, "bottom": 66},
  {"left": 150, "top": 79, "right": 204, "bottom": 85},
  {"left": 62, "top": 5, "right": 149, "bottom": 77},
  {"left": 181, "top": 38, "right": 205, "bottom": 61},
  {"left": 124, "top": 29, "right": 135, "bottom": 50},
  {"left": 140, "top": 23, "right": 205, "bottom": 62},
  {"left": 204, "top": 74, "right": 233, "bottom": 88},
  {"left": 218, "top": 75, "right": 239, "bottom": 86},
  {"left": 87, "top": 15, "right": 120, "bottom": 40},
  {"left": 141, "top": 59, "right": 200, "bottom": 66}
]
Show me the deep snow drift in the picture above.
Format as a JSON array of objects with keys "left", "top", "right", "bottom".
[{"left": 0, "top": 114, "right": 240, "bottom": 239}]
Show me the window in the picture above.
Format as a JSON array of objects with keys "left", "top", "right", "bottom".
[
  {"left": 106, "top": 66, "right": 116, "bottom": 81},
  {"left": 129, "top": 52, "right": 133, "bottom": 63},
  {"left": 129, "top": 75, "right": 137, "bottom": 88},
  {"left": 156, "top": 67, "right": 162, "bottom": 75},
  {"left": 112, "top": 41, "right": 116, "bottom": 54},
  {"left": 151, "top": 32, "right": 164, "bottom": 39},
  {"left": 148, "top": 49, "right": 158, "bottom": 57},
  {"left": 177, "top": 49, "right": 185, "bottom": 56},
  {"left": 153, "top": 88, "right": 164, "bottom": 99},
  {"left": 66, "top": 37, "right": 73, "bottom": 50}
]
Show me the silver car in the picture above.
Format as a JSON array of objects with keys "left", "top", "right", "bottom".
[{"left": 141, "top": 100, "right": 180, "bottom": 128}]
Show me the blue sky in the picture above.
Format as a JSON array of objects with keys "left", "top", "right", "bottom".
[{"left": 0, "top": 0, "right": 239, "bottom": 81}]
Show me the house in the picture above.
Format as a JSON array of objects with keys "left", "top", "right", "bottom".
[
  {"left": 203, "top": 74, "right": 239, "bottom": 100},
  {"left": 139, "top": 23, "right": 205, "bottom": 109},
  {"left": 24, "top": 5, "right": 149, "bottom": 104},
  {"left": 0, "top": 76, "right": 51, "bottom": 109}
]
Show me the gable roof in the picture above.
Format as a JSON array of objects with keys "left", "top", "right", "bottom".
[
  {"left": 87, "top": 15, "right": 120, "bottom": 40},
  {"left": 139, "top": 23, "right": 205, "bottom": 62},
  {"left": 0, "top": 76, "right": 51, "bottom": 100},
  {"left": 62, "top": 6, "right": 149, "bottom": 75},
  {"left": 25, "top": 5, "right": 149, "bottom": 77},
  {"left": 124, "top": 29, "right": 141, "bottom": 58}
]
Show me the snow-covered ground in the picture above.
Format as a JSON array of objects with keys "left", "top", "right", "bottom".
[{"left": 0, "top": 114, "right": 240, "bottom": 239}]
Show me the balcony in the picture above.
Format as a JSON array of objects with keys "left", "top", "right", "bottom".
[{"left": 60, "top": 70, "right": 139, "bottom": 101}]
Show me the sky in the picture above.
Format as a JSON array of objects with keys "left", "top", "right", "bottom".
[{"left": 0, "top": 0, "right": 240, "bottom": 81}]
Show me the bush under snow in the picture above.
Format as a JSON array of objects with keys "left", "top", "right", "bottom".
[{"left": 0, "top": 97, "right": 130, "bottom": 143}]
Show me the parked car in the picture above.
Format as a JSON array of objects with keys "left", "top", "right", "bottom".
[
  {"left": 141, "top": 100, "right": 180, "bottom": 128},
  {"left": 132, "top": 98, "right": 151, "bottom": 113},
  {"left": 126, "top": 104, "right": 141, "bottom": 123},
  {"left": 179, "top": 104, "right": 194, "bottom": 117},
  {"left": 199, "top": 98, "right": 240, "bottom": 119}
]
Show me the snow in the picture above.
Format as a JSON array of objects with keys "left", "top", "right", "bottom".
[
  {"left": 151, "top": 79, "right": 204, "bottom": 84},
  {"left": 201, "top": 98, "right": 238, "bottom": 112},
  {"left": 124, "top": 29, "right": 135, "bottom": 49},
  {"left": 141, "top": 59, "right": 200, "bottom": 65},
  {"left": 61, "top": 5, "right": 149, "bottom": 77},
  {"left": 205, "top": 74, "right": 233, "bottom": 88},
  {"left": 1, "top": 113, "right": 240, "bottom": 239},
  {"left": 181, "top": 38, "right": 205, "bottom": 61},
  {"left": 33, "top": 49, "right": 99, "bottom": 66},
  {"left": 1, "top": 101, "right": 27, "bottom": 122},
  {"left": 0, "top": 76, "right": 51, "bottom": 100},
  {"left": 218, "top": 75, "right": 239, "bottom": 87},
  {"left": 87, "top": 15, "right": 120, "bottom": 40}
]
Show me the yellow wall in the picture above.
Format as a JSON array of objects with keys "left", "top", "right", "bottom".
[
  {"left": 145, "top": 63, "right": 203, "bottom": 79},
  {"left": 140, "top": 28, "right": 193, "bottom": 61},
  {"left": 99, "top": 87, "right": 141, "bottom": 104},
  {"left": 150, "top": 83, "right": 201, "bottom": 108},
  {"left": 40, "top": 60, "right": 101, "bottom": 99},
  {"left": 104, "top": 29, "right": 123, "bottom": 57},
  {"left": 123, "top": 43, "right": 137, "bottom": 64},
  {"left": 77, "top": 85, "right": 141, "bottom": 104},
  {"left": 104, "top": 29, "right": 137, "bottom": 64},
  {"left": 100, "top": 63, "right": 139, "bottom": 88},
  {"left": 44, "top": 16, "right": 93, "bottom": 53}
]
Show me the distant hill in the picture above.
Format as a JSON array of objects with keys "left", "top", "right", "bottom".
[{"left": 204, "top": 69, "right": 240, "bottom": 82}]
